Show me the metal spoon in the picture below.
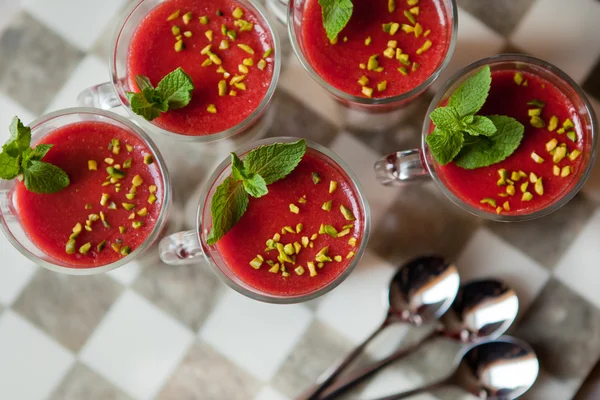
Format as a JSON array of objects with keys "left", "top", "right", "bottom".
[
  {"left": 320, "top": 279, "right": 519, "bottom": 400},
  {"left": 370, "top": 336, "right": 539, "bottom": 400},
  {"left": 296, "top": 255, "right": 460, "bottom": 400}
]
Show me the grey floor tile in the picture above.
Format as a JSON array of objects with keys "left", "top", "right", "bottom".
[
  {"left": 574, "top": 358, "right": 600, "bottom": 399},
  {"left": 272, "top": 320, "right": 371, "bottom": 399},
  {"left": 49, "top": 363, "right": 134, "bottom": 400},
  {"left": 133, "top": 260, "right": 224, "bottom": 332},
  {"left": 266, "top": 90, "right": 339, "bottom": 147},
  {"left": 12, "top": 269, "right": 123, "bottom": 352},
  {"left": 0, "top": 12, "right": 84, "bottom": 114},
  {"left": 486, "top": 194, "right": 596, "bottom": 270},
  {"left": 458, "top": 0, "right": 537, "bottom": 37},
  {"left": 515, "top": 278, "right": 600, "bottom": 380},
  {"left": 369, "top": 183, "right": 480, "bottom": 266},
  {"left": 583, "top": 56, "right": 600, "bottom": 103},
  {"left": 157, "top": 339, "right": 261, "bottom": 400}
]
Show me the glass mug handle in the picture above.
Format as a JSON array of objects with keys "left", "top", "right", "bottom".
[
  {"left": 159, "top": 230, "right": 206, "bottom": 265},
  {"left": 374, "top": 149, "right": 430, "bottom": 186},
  {"left": 77, "top": 82, "right": 121, "bottom": 110}
]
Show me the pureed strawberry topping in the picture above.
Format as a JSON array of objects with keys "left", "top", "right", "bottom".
[{"left": 302, "top": 0, "right": 451, "bottom": 98}]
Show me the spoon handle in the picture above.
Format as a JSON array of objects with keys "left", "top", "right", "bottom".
[
  {"left": 319, "top": 330, "right": 439, "bottom": 400},
  {"left": 295, "top": 319, "right": 391, "bottom": 400},
  {"left": 369, "top": 378, "right": 449, "bottom": 400}
]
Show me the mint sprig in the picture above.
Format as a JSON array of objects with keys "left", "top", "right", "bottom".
[
  {"left": 426, "top": 66, "right": 525, "bottom": 169},
  {"left": 207, "top": 139, "right": 307, "bottom": 245},
  {"left": 126, "top": 67, "right": 194, "bottom": 122},
  {"left": 0, "top": 117, "right": 70, "bottom": 194},
  {"left": 319, "top": 0, "right": 353, "bottom": 42}
]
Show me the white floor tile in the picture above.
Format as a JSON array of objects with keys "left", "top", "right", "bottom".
[
  {"left": 23, "top": 0, "right": 128, "bottom": 51},
  {"left": 0, "top": 0, "right": 23, "bottom": 33},
  {"left": 456, "top": 228, "right": 550, "bottom": 317},
  {"left": 0, "top": 93, "right": 36, "bottom": 142},
  {"left": 255, "top": 386, "right": 290, "bottom": 400},
  {"left": 430, "top": 7, "right": 506, "bottom": 92},
  {"left": 510, "top": 0, "right": 600, "bottom": 84},
  {"left": 329, "top": 132, "right": 401, "bottom": 229},
  {"left": 555, "top": 210, "right": 600, "bottom": 310},
  {"left": 199, "top": 290, "right": 313, "bottom": 382},
  {"left": 107, "top": 260, "right": 142, "bottom": 287},
  {"left": 0, "top": 310, "right": 74, "bottom": 400},
  {"left": 316, "top": 251, "right": 395, "bottom": 345},
  {"left": 278, "top": 53, "right": 343, "bottom": 128},
  {"left": 80, "top": 290, "right": 194, "bottom": 400},
  {"left": 44, "top": 55, "right": 108, "bottom": 113},
  {"left": 0, "top": 236, "right": 37, "bottom": 306}
]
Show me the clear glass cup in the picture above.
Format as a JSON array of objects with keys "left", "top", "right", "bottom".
[
  {"left": 279, "top": 0, "right": 457, "bottom": 130},
  {"left": 0, "top": 108, "right": 172, "bottom": 275},
  {"left": 158, "top": 137, "right": 371, "bottom": 304},
  {"left": 77, "top": 0, "right": 281, "bottom": 145},
  {"left": 375, "top": 54, "right": 599, "bottom": 221}
]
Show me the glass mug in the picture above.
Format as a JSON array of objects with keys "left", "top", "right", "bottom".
[
  {"left": 0, "top": 108, "right": 172, "bottom": 275},
  {"left": 283, "top": 0, "right": 457, "bottom": 111},
  {"left": 159, "top": 137, "right": 371, "bottom": 303},
  {"left": 376, "top": 54, "right": 598, "bottom": 221},
  {"left": 77, "top": 0, "right": 282, "bottom": 146}
]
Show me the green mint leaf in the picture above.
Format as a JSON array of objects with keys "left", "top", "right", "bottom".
[
  {"left": 430, "top": 106, "right": 461, "bottom": 132},
  {"left": 448, "top": 65, "right": 492, "bottom": 118},
  {"left": 244, "top": 139, "right": 307, "bottom": 185},
  {"left": 426, "top": 128, "right": 464, "bottom": 165},
  {"left": 206, "top": 177, "right": 249, "bottom": 245},
  {"left": 31, "top": 144, "right": 53, "bottom": 160},
  {"left": 126, "top": 91, "right": 162, "bottom": 121},
  {"left": 463, "top": 115, "right": 497, "bottom": 137},
  {"left": 0, "top": 151, "right": 20, "bottom": 180},
  {"left": 135, "top": 75, "right": 154, "bottom": 91},
  {"left": 454, "top": 115, "right": 524, "bottom": 169},
  {"left": 231, "top": 153, "right": 249, "bottom": 181},
  {"left": 7, "top": 116, "right": 31, "bottom": 153},
  {"left": 318, "top": 0, "right": 353, "bottom": 41},
  {"left": 155, "top": 67, "right": 194, "bottom": 110},
  {"left": 243, "top": 174, "right": 268, "bottom": 198},
  {"left": 23, "top": 160, "right": 70, "bottom": 194}
]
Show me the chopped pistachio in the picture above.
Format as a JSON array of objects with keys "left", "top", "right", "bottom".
[
  {"left": 397, "top": 53, "right": 410, "bottom": 66},
  {"left": 120, "top": 246, "right": 131, "bottom": 256},
  {"left": 389, "top": 22, "right": 400, "bottom": 35},
  {"left": 108, "top": 202, "right": 117, "bottom": 210},
  {"left": 527, "top": 99, "right": 546, "bottom": 108},
  {"left": 317, "top": 262, "right": 324, "bottom": 268},
  {"left": 563, "top": 118, "right": 574, "bottom": 130},
  {"left": 100, "top": 193, "right": 110, "bottom": 206},
  {"left": 403, "top": 10, "right": 416, "bottom": 24},
  {"left": 148, "top": 194, "right": 157, "bottom": 205},
  {"left": 401, "top": 24, "right": 414, "bottom": 33},
  {"left": 382, "top": 47, "right": 395, "bottom": 59},
  {"left": 377, "top": 81, "right": 388, "bottom": 92},
  {"left": 268, "top": 263, "right": 280, "bottom": 274},
  {"left": 503, "top": 201, "right": 510, "bottom": 211},
  {"left": 134, "top": 207, "right": 147, "bottom": 217},
  {"left": 209, "top": 52, "right": 222, "bottom": 65},
  {"left": 132, "top": 175, "right": 143, "bottom": 187},
  {"left": 66, "top": 239, "right": 77, "bottom": 254},
  {"left": 528, "top": 108, "right": 541, "bottom": 117},
  {"left": 205, "top": 30, "right": 214, "bottom": 42},
  {"left": 167, "top": 10, "right": 180, "bottom": 21},
  {"left": 553, "top": 146, "right": 567, "bottom": 163},
  {"left": 201, "top": 59, "right": 213, "bottom": 67},
  {"left": 309, "top": 242, "right": 314, "bottom": 248},
  {"left": 414, "top": 22, "right": 423, "bottom": 37},
  {"left": 408, "top": 0, "right": 419, "bottom": 5},
  {"left": 520, "top": 181, "right": 529, "bottom": 193},
  {"left": 346, "top": 251, "right": 355, "bottom": 259},
  {"left": 181, "top": 11, "right": 192, "bottom": 24},
  {"left": 358, "top": 75, "right": 369, "bottom": 86},
  {"left": 310, "top": 233, "right": 318, "bottom": 241},
  {"left": 424, "top": 29, "right": 431, "bottom": 36},
  {"left": 294, "top": 266, "right": 305, "bottom": 276},
  {"left": 76, "top": 242, "right": 92, "bottom": 255},
  {"left": 569, "top": 149, "right": 581, "bottom": 161},
  {"left": 411, "top": 62, "right": 420, "bottom": 72},
  {"left": 398, "top": 67, "right": 408, "bottom": 76},
  {"left": 257, "top": 59, "right": 267, "bottom": 70},
  {"left": 289, "top": 203, "right": 300, "bottom": 214},
  {"left": 322, "top": 200, "right": 332, "bottom": 212},
  {"left": 312, "top": 172, "right": 321, "bottom": 185},
  {"left": 514, "top": 72, "right": 524, "bottom": 86},
  {"left": 201, "top": 44, "right": 212, "bottom": 55},
  {"left": 174, "top": 40, "right": 184, "bottom": 52},
  {"left": 557, "top": 128, "right": 565, "bottom": 134},
  {"left": 561, "top": 166, "right": 572, "bottom": 178},
  {"left": 199, "top": 15, "right": 209, "bottom": 24},
  {"left": 497, "top": 168, "right": 508, "bottom": 186},
  {"left": 110, "top": 243, "right": 121, "bottom": 253},
  {"left": 340, "top": 205, "right": 356, "bottom": 221},
  {"left": 362, "top": 86, "right": 373, "bottom": 98},
  {"left": 217, "top": 80, "right": 228, "bottom": 97},
  {"left": 348, "top": 237, "right": 357, "bottom": 247},
  {"left": 301, "top": 236, "right": 309, "bottom": 248},
  {"left": 233, "top": 82, "right": 247, "bottom": 91},
  {"left": 530, "top": 116, "right": 545, "bottom": 128},
  {"left": 480, "top": 198, "right": 497, "bottom": 207},
  {"left": 410, "top": 6, "right": 420, "bottom": 15},
  {"left": 329, "top": 181, "right": 338, "bottom": 194},
  {"left": 567, "top": 131, "right": 577, "bottom": 142},
  {"left": 238, "top": 64, "right": 249, "bottom": 74},
  {"left": 506, "top": 185, "right": 515, "bottom": 196},
  {"left": 232, "top": 7, "right": 244, "bottom": 18},
  {"left": 85, "top": 204, "right": 92, "bottom": 210},
  {"left": 284, "top": 226, "right": 295, "bottom": 234},
  {"left": 553, "top": 165, "right": 561, "bottom": 176},
  {"left": 529, "top": 172, "right": 538, "bottom": 183},
  {"left": 416, "top": 39, "right": 432, "bottom": 55},
  {"left": 522, "top": 192, "right": 533, "bottom": 201},
  {"left": 104, "top": 157, "right": 114, "bottom": 165},
  {"left": 546, "top": 138, "right": 558, "bottom": 152},
  {"left": 227, "top": 30, "right": 237, "bottom": 40},
  {"left": 324, "top": 225, "right": 338, "bottom": 238},
  {"left": 132, "top": 221, "right": 144, "bottom": 229},
  {"left": 316, "top": 246, "right": 330, "bottom": 261},
  {"left": 234, "top": 19, "right": 254, "bottom": 32},
  {"left": 88, "top": 160, "right": 98, "bottom": 171},
  {"left": 496, "top": 206, "right": 503, "bottom": 214},
  {"left": 237, "top": 44, "right": 254, "bottom": 54},
  {"left": 531, "top": 152, "right": 544, "bottom": 164},
  {"left": 545, "top": 115, "right": 559, "bottom": 132},
  {"left": 172, "top": 25, "right": 181, "bottom": 36},
  {"left": 367, "top": 54, "right": 379, "bottom": 71},
  {"left": 293, "top": 242, "right": 302, "bottom": 254},
  {"left": 250, "top": 256, "right": 263, "bottom": 269},
  {"left": 337, "top": 228, "right": 351, "bottom": 237},
  {"left": 534, "top": 178, "right": 544, "bottom": 196}
]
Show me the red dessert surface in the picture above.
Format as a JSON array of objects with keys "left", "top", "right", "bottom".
[
  {"left": 434, "top": 70, "right": 585, "bottom": 216},
  {"left": 216, "top": 151, "right": 365, "bottom": 297},
  {"left": 301, "top": 0, "right": 451, "bottom": 98},
  {"left": 128, "top": 0, "right": 275, "bottom": 136},
  {"left": 14, "top": 121, "right": 164, "bottom": 268}
]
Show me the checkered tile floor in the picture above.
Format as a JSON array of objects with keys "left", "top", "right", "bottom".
[{"left": 1, "top": 0, "right": 600, "bottom": 399}]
